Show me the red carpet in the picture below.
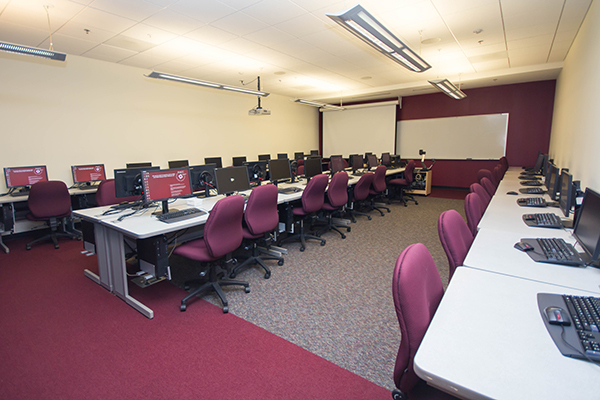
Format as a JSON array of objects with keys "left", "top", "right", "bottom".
[{"left": 0, "top": 237, "right": 390, "bottom": 399}]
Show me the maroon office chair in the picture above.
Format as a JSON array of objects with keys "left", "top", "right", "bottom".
[
  {"left": 348, "top": 172, "right": 374, "bottom": 222},
  {"left": 26, "top": 181, "right": 80, "bottom": 250},
  {"left": 499, "top": 156, "right": 509, "bottom": 174},
  {"left": 279, "top": 174, "right": 328, "bottom": 252},
  {"left": 173, "top": 195, "right": 249, "bottom": 313},
  {"left": 95, "top": 179, "right": 140, "bottom": 206},
  {"left": 316, "top": 171, "right": 350, "bottom": 239},
  {"left": 296, "top": 159, "right": 305, "bottom": 176},
  {"left": 493, "top": 164, "right": 504, "bottom": 185},
  {"left": 392, "top": 243, "right": 445, "bottom": 400},
  {"left": 230, "top": 184, "right": 283, "bottom": 279},
  {"left": 387, "top": 160, "right": 418, "bottom": 207},
  {"left": 464, "top": 192, "right": 486, "bottom": 237},
  {"left": 368, "top": 165, "right": 391, "bottom": 216},
  {"left": 480, "top": 176, "right": 496, "bottom": 197},
  {"left": 438, "top": 210, "right": 474, "bottom": 283},
  {"left": 477, "top": 169, "right": 496, "bottom": 187},
  {"left": 469, "top": 182, "right": 491, "bottom": 208}
]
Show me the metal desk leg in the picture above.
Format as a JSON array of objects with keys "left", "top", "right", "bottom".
[
  {"left": 84, "top": 223, "right": 112, "bottom": 290},
  {"left": 0, "top": 235, "right": 8, "bottom": 254}
]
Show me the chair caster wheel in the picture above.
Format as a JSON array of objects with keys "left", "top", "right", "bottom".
[
  {"left": 245, "top": 286, "right": 251, "bottom": 293},
  {"left": 387, "top": 209, "right": 391, "bottom": 213},
  {"left": 278, "top": 259, "right": 284, "bottom": 266},
  {"left": 180, "top": 304, "right": 187, "bottom": 312},
  {"left": 392, "top": 389, "right": 407, "bottom": 400},
  {"left": 264, "top": 271, "right": 271, "bottom": 279},
  {"left": 347, "top": 227, "right": 351, "bottom": 232},
  {"left": 229, "top": 272, "right": 237, "bottom": 279},
  {"left": 367, "top": 216, "right": 372, "bottom": 220},
  {"left": 300, "top": 246, "right": 305, "bottom": 252},
  {"left": 320, "top": 241, "right": 326, "bottom": 246},
  {"left": 222, "top": 306, "right": 229, "bottom": 313},
  {"left": 341, "top": 234, "right": 346, "bottom": 239},
  {"left": 415, "top": 202, "right": 419, "bottom": 205},
  {"left": 54, "top": 244, "right": 60, "bottom": 249},
  {"left": 26, "top": 245, "right": 31, "bottom": 251}
]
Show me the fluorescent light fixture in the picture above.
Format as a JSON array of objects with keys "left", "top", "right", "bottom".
[
  {"left": 292, "top": 99, "right": 345, "bottom": 111},
  {"left": 146, "top": 71, "right": 270, "bottom": 97},
  {"left": 0, "top": 41, "right": 66, "bottom": 61},
  {"left": 327, "top": 5, "right": 430, "bottom": 73},
  {"left": 428, "top": 79, "right": 467, "bottom": 100}
]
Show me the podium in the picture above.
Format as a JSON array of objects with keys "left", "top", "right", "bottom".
[{"left": 407, "top": 169, "right": 431, "bottom": 196}]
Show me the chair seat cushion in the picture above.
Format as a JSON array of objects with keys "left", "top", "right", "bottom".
[
  {"left": 292, "top": 207, "right": 309, "bottom": 216},
  {"left": 388, "top": 178, "right": 408, "bottom": 186},
  {"left": 173, "top": 239, "right": 216, "bottom": 262},
  {"left": 321, "top": 202, "right": 339, "bottom": 211},
  {"left": 242, "top": 226, "right": 263, "bottom": 240},
  {"left": 26, "top": 211, "right": 71, "bottom": 222}
]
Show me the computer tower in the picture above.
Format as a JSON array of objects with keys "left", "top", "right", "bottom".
[{"left": 137, "top": 235, "right": 170, "bottom": 278}]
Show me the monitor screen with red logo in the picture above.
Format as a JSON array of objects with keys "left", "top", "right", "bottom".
[
  {"left": 4, "top": 166, "right": 48, "bottom": 188},
  {"left": 72, "top": 164, "right": 106, "bottom": 184},
  {"left": 142, "top": 168, "right": 193, "bottom": 203}
]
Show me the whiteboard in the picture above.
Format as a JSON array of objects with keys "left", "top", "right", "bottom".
[{"left": 396, "top": 113, "right": 509, "bottom": 160}]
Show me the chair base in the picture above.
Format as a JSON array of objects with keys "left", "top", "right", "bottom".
[
  {"left": 26, "top": 230, "right": 81, "bottom": 250},
  {"left": 388, "top": 187, "right": 419, "bottom": 207},
  {"left": 346, "top": 207, "right": 372, "bottom": 223},
  {"left": 230, "top": 248, "right": 284, "bottom": 279},
  {"left": 279, "top": 218, "right": 326, "bottom": 252}
]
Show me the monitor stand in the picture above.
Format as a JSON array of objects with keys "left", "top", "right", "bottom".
[{"left": 151, "top": 200, "right": 177, "bottom": 216}]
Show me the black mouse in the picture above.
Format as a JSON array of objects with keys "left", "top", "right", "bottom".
[
  {"left": 545, "top": 306, "right": 571, "bottom": 325},
  {"left": 514, "top": 241, "right": 534, "bottom": 251},
  {"left": 507, "top": 191, "right": 518, "bottom": 195}
]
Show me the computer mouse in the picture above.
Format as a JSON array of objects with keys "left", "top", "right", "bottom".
[
  {"left": 514, "top": 241, "right": 534, "bottom": 251},
  {"left": 507, "top": 191, "right": 518, "bottom": 195},
  {"left": 545, "top": 306, "right": 571, "bottom": 326},
  {"left": 524, "top": 214, "right": 535, "bottom": 221}
]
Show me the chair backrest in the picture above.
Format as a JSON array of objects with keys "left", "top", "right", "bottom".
[
  {"left": 499, "top": 156, "right": 509, "bottom": 173},
  {"left": 244, "top": 184, "right": 279, "bottom": 236},
  {"left": 27, "top": 181, "right": 71, "bottom": 219},
  {"left": 326, "top": 171, "right": 349, "bottom": 208},
  {"left": 96, "top": 179, "right": 139, "bottom": 206},
  {"left": 493, "top": 164, "right": 503, "bottom": 184},
  {"left": 296, "top": 159, "right": 305, "bottom": 175},
  {"left": 203, "top": 195, "right": 245, "bottom": 258},
  {"left": 480, "top": 177, "right": 496, "bottom": 197},
  {"left": 464, "top": 192, "right": 485, "bottom": 236},
  {"left": 301, "top": 174, "right": 328, "bottom": 213},
  {"left": 392, "top": 243, "right": 444, "bottom": 394},
  {"left": 477, "top": 169, "right": 494, "bottom": 186},
  {"left": 353, "top": 173, "right": 374, "bottom": 201},
  {"left": 438, "top": 210, "right": 474, "bottom": 282},
  {"left": 469, "top": 182, "right": 491, "bottom": 207},
  {"left": 371, "top": 165, "right": 387, "bottom": 193},
  {"left": 404, "top": 160, "right": 416, "bottom": 185}
]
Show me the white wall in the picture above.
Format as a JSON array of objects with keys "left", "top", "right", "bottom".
[
  {"left": 0, "top": 53, "right": 319, "bottom": 192},
  {"left": 550, "top": 0, "right": 600, "bottom": 192}
]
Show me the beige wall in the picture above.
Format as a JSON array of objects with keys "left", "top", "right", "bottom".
[
  {"left": 550, "top": 0, "right": 600, "bottom": 192},
  {"left": 0, "top": 54, "right": 319, "bottom": 192}
]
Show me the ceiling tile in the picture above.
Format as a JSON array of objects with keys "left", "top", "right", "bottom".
[
  {"left": 83, "top": 43, "right": 138, "bottom": 62},
  {"left": 142, "top": 9, "right": 205, "bottom": 35},
  {"left": 69, "top": 7, "right": 138, "bottom": 34},
  {"left": 88, "top": 0, "right": 163, "bottom": 22},
  {"left": 38, "top": 33, "right": 99, "bottom": 55},
  {"left": 120, "top": 23, "right": 177, "bottom": 45},
  {"left": 241, "top": 0, "right": 307, "bottom": 25},
  {"left": 209, "top": 11, "right": 269, "bottom": 36},
  {"left": 169, "top": 0, "right": 237, "bottom": 24}
]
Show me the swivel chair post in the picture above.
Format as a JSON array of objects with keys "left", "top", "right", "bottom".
[
  {"left": 231, "top": 233, "right": 284, "bottom": 279},
  {"left": 281, "top": 216, "right": 325, "bottom": 252},
  {"left": 26, "top": 216, "right": 81, "bottom": 250}
]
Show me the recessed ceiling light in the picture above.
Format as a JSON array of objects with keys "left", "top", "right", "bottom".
[{"left": 421, "top": 37, "right": 441, "bottom": 45}]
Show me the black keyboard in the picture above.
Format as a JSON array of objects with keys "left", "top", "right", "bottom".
[
  {"left": 520, "top": 180, "right": 543, "bottom": 186},
  {"left": 563, "top": 295, "right": 600, "bottom": 361},
  {"left": 519, "top": 187, "right": 546, "bottom": 194},
  {"left": 278, "top": 187, "right": 303, "bottom": 195},
  {"left": 523, "top": 213, "right": 564, "bottom": 228},
  {"left": 352, "top": 171, "right": 366, "bottom": 176},
  {"left": 9, "top": 190, "right": 30, "bottom": 197},
  {"left": 517, "top": 197, "right": 547, "bottom": 207},
  {"left": 156, "top": 207, "right": 206, "bottom": 223},
  {"left": 536, "top": 238, "right": 584, "bottom": 266},
  {"left": 518, "top": 175, "right": 541, "bottom": 179}
]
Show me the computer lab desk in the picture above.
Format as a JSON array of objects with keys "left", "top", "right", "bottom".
[{"left": 413, "top": 267, "right": 600, "bottom": 400}]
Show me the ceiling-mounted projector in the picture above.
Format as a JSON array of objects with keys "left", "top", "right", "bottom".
[{"left": 248, "top": 107, "right": 271, "bottom": 116}]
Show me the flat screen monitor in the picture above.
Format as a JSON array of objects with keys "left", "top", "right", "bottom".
[
  {"left": 4, "top": 165, "right": 48, "bottom": 189},
  {"left": 329, "top": 155, "right": 344, "bottom": 174},
  {"left": 142, "top": 168, "right": 193, "bottom": 214},
  {"left": 258, "top": 154, "right": 271, "bottom": 161},
  {"left": 72, "top": 164, "right": 106, "bottom": 185},
  {"left": 204, "top": 157, "right": 223, "bottom": 169},
  {"left": 304, "top": 157, "right": 322, "bottom": 181},
  {"left": 545, "top": 162, "right": 560, "bottom": 201},
  {"left": 573, "top": 188, "right": 600, "bottom": 265},
  {"left": 540, "top": 154, "right": 549, "bottom": 176},
  {"left": 214, "top": 166, "right": 250, "bottom": 195},
  {"left": 268, "top": 159, "right": 292, "bottom": 185},
  {"left": 189, "top": 164, "right": 217, "bottom": 194},
  {"left": 277, "top": 153, "right": 288, "bottom": 159},
  {"left": 558, "top": 170, "right": 574, "bottom": 217},
  {"left": 114, "top": 166, "right": 159, "bottom": 198},
  {"left": 350, "top": 154, "right": 363, "bottom": 171},
  {"left": 532, "top": 152, "right": 545, "bottom": 173},
  {"left": 126, "top": 162, "right": 152, "bottom": 169},
  {"left": 381, "top": 152, "right": 391, "bottom": 167},
  {"left": 367, "top": 154, "right": 378, "bottom": 169},
  {"left": 232, "top": 156, "right": 247, "bottom": 167},
  {"left": 310, "top": 150, "right": 319, "bottom": 156},
  {"left": 244, "top": 161, "right": 268, "bottom": 183},
  {"left": 294, "top": 152, "right": 304, "bottom": 161},
  {"left": 168, "top": 160, "right": 189, "bottom": 168}
]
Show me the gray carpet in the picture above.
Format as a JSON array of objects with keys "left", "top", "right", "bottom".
[{"left": 169, "top": 195, "right": 466, "bottom": 391}]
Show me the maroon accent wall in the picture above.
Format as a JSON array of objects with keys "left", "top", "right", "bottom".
[{"left": 398, "top": 80, "right": 556, "bottom": 188}]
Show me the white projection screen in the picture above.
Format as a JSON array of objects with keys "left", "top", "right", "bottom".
[
  {"left": 322, "top": 103, "right": 397, "bottom": 157},
  {"left": 396, "top": 113, "right": 509, "bottom": 160}
]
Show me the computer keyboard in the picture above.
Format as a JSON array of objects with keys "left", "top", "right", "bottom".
[
  {"left": 156, "top": 207, "right": 206, "bottom": 223},
  {"left": 523, "top": 213, "right": 563, "bottom": 228},
  {"left": 278, "top": 187, "right": 303, "bottom": 195},
  {"left": 517, "top": 197, "right": 547, "bottom": 207},
  {"left": 518, "top": 175, "right": 541, "bottom": 179},
  {"left": 520, "top": 180, "right": 543, "bottom": 186},
  {"left": 352, "top": 171, "right": 366, "bottom": 176},
  {"left": 9, "top": 190, "right": 30, "bottom": 197},
  {"left": 536, "top": 238, "right": 584, "bottom": 266},
  {"left": 519, "top": 187, "right": 546, "bottom": 194}
]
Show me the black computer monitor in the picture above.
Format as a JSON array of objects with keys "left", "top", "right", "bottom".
[
  {"left": 294, "top": 152, "right": 304, "bottom": 161},
  {"left": 72, "top": 164, "right": 106, "bottom": 187},
  {"left": 367, "top": 154, "right": 378, "bottom": 169},
  {"left": 277, "top": 153, "right": 288, "bottom": 159},
  {"left": 381, "top": 153, "right": 391, "bottom": 167},
  {"left": 232, "top": 156, "right": 247, "bottom": 167},
  {"left": 244, "top": 161, "right": 268, "bottom": 183},
  {"left": 545, "top": 162, "right": 560, "bottom": 201},
  {"left": 310, "top": 150, "right": 319, "bottom": 156},
  {"left": 141, "top": 167, "right": 193, "bottom": 214},
  {"left": 350, "top": 154, "right": 364, "bottom": 171},
  {"left": 204, "top": 157, "right": 223, "bottom": 169},
  {"left": 532, "top": 152, "right": 545, "bottom": 173},
  {"left": 258, "top": 154, "right": 271, "bottom": 161},
  {"left": 268, "top": 159, "right": 292, "bottom": 186},
  {"left": 558, "top": 170, "right": 575, "bottom": 218},
  {"left": 114, "top": 166, "right": 159, "bottom": 198},
  {"left": 329, "top": 155, "right": 344, "bottom": 174},
  {"left": 214, "top": 166, "right": 250, "bottom": 195},
  {"left": 4, "top": 165, "right": 48, "bottom": 194},
  {"left": 304, "top": 157, "right": 322, "bottom": 181},
  {"left": 189, "top": 164, "right": 217, "bottom": 196},
  {"left": 540, "top": 154, "right": 549, "bottom": 176},
  {"left": 573, "top": 188, "right": 600, "bottom": 266},
  {"left": 168, "top": 160, "right": 189, "bottom": 169},
  {"left": 126, "top": 162, "right": 152, "bottom": 169}
]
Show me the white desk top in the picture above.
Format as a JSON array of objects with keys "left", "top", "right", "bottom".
[{"left": 414, "top": 267, "right": 600, "bottom": 400}]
